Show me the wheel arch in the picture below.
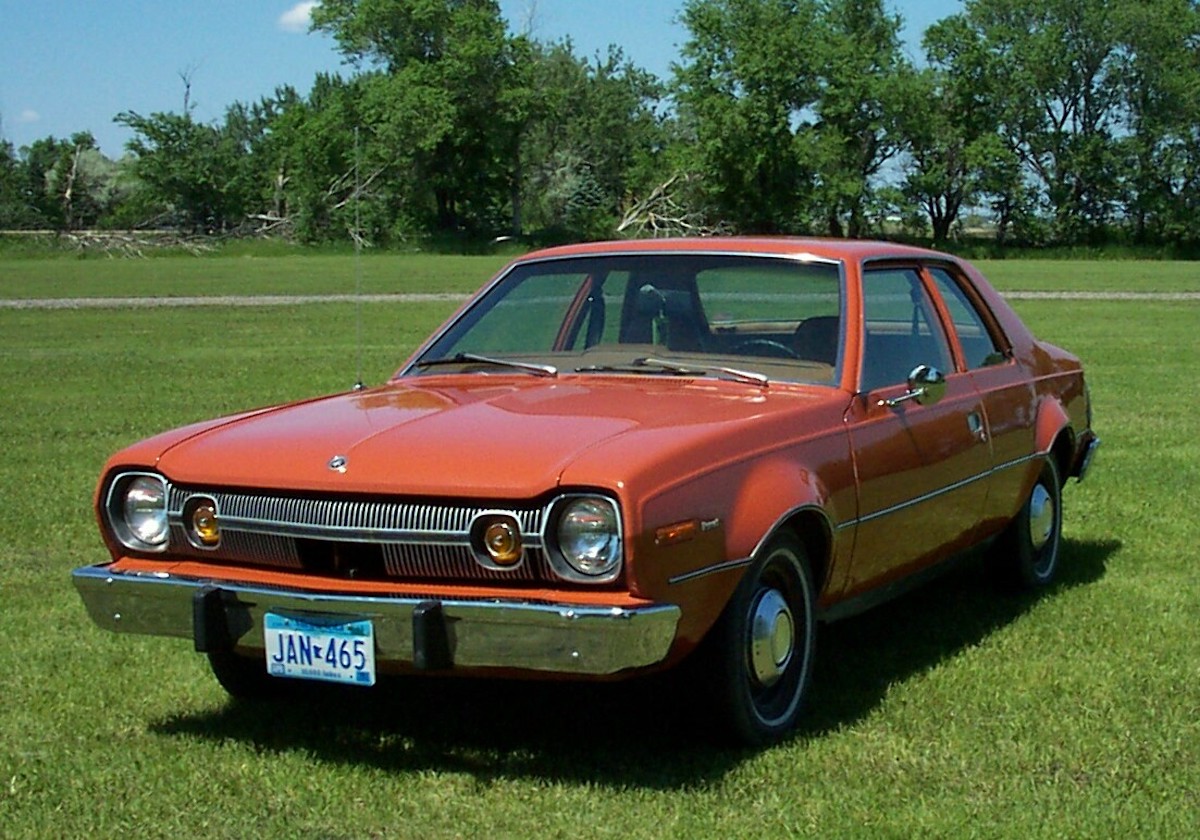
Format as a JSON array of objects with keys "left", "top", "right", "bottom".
[
  {"left": 751, "top": 505, "right": 834, "bottom": 596},
  {"left": 1035, "top": 396, "right": 1076, "bottom": 475},
  {"left": 1049, "top": 428, "right": 1075, "bottom": 479}
]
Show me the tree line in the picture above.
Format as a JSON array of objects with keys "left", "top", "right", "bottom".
[{"left": 2, "top": 0, "right": 1198, "bottom": 249}]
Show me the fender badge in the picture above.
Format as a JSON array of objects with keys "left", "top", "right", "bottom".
[{"left": 328, "top": 455, "right": 348, "bottom": 473}]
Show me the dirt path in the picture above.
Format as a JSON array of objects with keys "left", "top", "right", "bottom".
[
  {"left": 0, "top": 293, "right": 468, "bottom": 310},
  {"left": 1, "top": 290, "right": 1198, "bottom": 310}
]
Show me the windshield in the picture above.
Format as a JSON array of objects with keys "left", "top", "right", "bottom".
[{"left": 406, "top": 253, "right": 844, "bottom": 385}]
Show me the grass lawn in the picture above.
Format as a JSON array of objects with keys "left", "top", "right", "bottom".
[
  {"left": 0, "top": 251, "right": 510, "bottom": 299},
  {"left": 1, "top": 247, "right": 1197, "bottom": 300},
  {"left": 0, "top": 255, "right": 1197, "bottom": 838},
  {"left": 976, "top": 259, "right": 1200, "bottom": 293}
]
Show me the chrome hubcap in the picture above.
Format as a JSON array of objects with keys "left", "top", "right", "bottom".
[
  {"left": 1028, "top": 483, "right": 1055, "bottom": 551},
  {"left": 749, "top": 588, "right": 795, "bottom": 688}
]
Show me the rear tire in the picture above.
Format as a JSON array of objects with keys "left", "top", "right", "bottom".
[
  {"left": 704, "top": 533, "right": 817, "bottom": 746},
  {"left": 993, "top": 458, "right": 1063, "bottom": 589}
]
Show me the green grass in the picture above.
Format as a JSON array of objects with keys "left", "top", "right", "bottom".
[
  {"left": 0, "top": 252, "right": 509, "bottom": 299},
  {"left": 1, "top": 256, "right": 1198, "bottom": 838},
  {"left": 977, "top": 259, "right": 1200, "bottom": 293},
  {"left": 1, "top": 250, "right": 1196, "bottom": 301}
]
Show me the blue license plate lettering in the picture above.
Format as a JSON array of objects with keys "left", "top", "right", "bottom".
[{"left": 263, "top": 613, "right": 376, "bottom": 687}]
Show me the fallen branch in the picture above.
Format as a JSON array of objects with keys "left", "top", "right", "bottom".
[{"left": 617, "top": 174, "right": 730, "bottom": 238}]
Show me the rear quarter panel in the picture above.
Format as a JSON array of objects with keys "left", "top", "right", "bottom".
[{"left": 962, "top": 258, "right": 1090, "bottom": 521}]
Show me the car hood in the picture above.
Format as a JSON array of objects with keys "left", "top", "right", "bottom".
[{"left": 149, "top": 374, "right": 843, "bottom": 498}]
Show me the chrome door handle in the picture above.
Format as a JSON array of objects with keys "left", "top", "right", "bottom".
[{"left": 967, "top": 412, "right": 988, "bottom": 442}]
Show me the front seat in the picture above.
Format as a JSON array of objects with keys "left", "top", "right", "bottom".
[{"left": 792, "top": 316, "right": 839, "bottom": 365}]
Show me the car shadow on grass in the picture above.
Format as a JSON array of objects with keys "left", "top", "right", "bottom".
[
  {"left": 151, "top": 537, "right": 1117, "bottom": 789},
  {"left": 799, "top": 536, "right": 1118, "bottom": 736}
]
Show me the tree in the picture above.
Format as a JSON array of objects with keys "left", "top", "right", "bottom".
[
  {"left": 926, "top": 0, "right": 1128, "bottom": 243},
  {"left": 901, "top": 21, "right": 1047, "bottom": 244},
  {"left": 9, "top": 132, "right": 118, "bottom": 230},
  {"left": 673, "top": 0, "right": 824, "bottom": 233},
  {"left": 116, "top": 112, "right": 246, "bottom": 232},
  {"left": 896, "top": 68, "right": 972, "bottom": 241},
  {"left": 673, "top": 0, "right": 913, "bottom": 237},
  {"left": 808, "top": 0, "right": 912, "bottom": 238},
  {"left": 515, "top": 42, "right": 667, "bottom": 238},
  {"left": 221, "top": 86, "right": 304, "bottom": 226},
  {"left": 0, "top": 137, "right": 33, "bottom": 228},
  {"left": 1114, "top": 0, "right": 1200, "bottom": 245},
  {"left": 269, "top": 73, "right": 386, "bottom": 241},
  {"left": 311, "top": 0, "right": 525, "bottom": 234},
  {"left": 49, "top": 132, "right": 113, "bottom": 229}
]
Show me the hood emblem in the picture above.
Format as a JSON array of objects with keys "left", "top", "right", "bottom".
[{"left": 328, "top": 455, "right": 348, "bottom": 473}]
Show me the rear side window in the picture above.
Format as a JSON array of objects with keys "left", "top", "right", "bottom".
[{"left": 927, "top": 267, "right": 1007, "bottom": 369}]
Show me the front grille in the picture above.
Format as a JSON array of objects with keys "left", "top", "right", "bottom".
[{"left": 166, "top": 485, "right": 549, "bottom": 583}]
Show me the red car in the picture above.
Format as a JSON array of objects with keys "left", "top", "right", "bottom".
[{"left": 74, "top": 238, "right": 1099, "bottom": 745}]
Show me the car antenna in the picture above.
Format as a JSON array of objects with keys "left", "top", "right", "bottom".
[{"left": 352, "top": 125, "right": 365, "bottom": 392}]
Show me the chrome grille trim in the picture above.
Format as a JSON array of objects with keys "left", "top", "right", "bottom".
[
  {"left": 165, "top": 484, "right": 545, "bottom": 581},
  {"left": 380, "top": 543, "right": 540, "bottom": 581},
  {"left": 167, "top": 486, "right": 544, "bottom": 546}
]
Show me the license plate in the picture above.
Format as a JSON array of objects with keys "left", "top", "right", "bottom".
[{"left": 263, "top": 613, "right": 376, "bottom": 686}]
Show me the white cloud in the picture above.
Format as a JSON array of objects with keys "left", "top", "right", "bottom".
[
  {"left": 278, "top": 1, "right": 318, "bottom": 34},
  {"left": 17, "top": 109, "right": 40, "bottom": 124}
]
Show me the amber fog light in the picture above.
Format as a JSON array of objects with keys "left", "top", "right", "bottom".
[
  {"left": 471, "top": 513, "right": 524, "bottom": 569},
  {"left": 185, "top": 497, "right": 221, "bottom": 548},
  {"left": 485, "top": 521, "right": 522, "bottom": 564},
  {"left": 486, "top": 519, "right": 524, "bottom": 565}
]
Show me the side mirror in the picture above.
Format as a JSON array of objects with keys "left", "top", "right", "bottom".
[{"left": 879, "top": 365, "right": 946, "bottom": 408}]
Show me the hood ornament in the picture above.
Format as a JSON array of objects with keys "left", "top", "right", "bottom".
[{"left": 328, "top": 455, "right": 348, "bottom": 473}]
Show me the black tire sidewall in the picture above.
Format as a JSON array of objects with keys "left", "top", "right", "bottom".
[
  {"left": 208, "top": 649, "right": 285, "bottom": 699},
  {"left": 709, "top": 533, "right": 816, "bottom": 746},
  {"left": 992, "top": 456, "right": 1064, "bottom": 590},
  {"left": 1017, "top": 458, "right": 1063, "bottom": 587}
]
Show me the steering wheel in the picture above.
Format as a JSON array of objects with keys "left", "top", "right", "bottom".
[{"left": 732, "top": 339, "right": 801, "bottom": 359}]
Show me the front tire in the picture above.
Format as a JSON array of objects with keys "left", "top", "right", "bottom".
[
  {"left": 993, "top": 458, "right": 1063, "bottom": 589},
  {"left": 207, "top": 649, "right": 285, "bottom": 700},
  {"left": 705, "top": 533, "right": 817, "bottom": 746}
]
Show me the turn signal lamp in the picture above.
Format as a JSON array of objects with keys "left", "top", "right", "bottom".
[
  {"left": 483, "top": 519, "right": 522, "bottom": 566},
  {"left": 655, "top": 519, "right": 698, "bottom": 546},
  {"left": 190, "top": 500, "right": 221, "bottom": 547}
]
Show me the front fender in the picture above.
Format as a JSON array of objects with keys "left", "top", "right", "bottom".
[
  {"left": 726, "top": 457, "right": 836, "bottom": 565},
  {"left": 629, "top": 438, "right": 853, "bottom": 656}
]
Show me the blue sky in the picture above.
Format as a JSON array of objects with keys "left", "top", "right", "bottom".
[{"left": 0, "top": 1, "right": 962, "bottom": 157}]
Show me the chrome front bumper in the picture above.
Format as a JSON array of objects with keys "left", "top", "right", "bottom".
[{"left": 72, "top": 564, "right": 681, "bottom": 676}]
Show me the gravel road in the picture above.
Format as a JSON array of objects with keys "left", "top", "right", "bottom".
[
  {"left": 1, "top": 290, "right": 1197, "bottom": 310},
  {"left": 0, "top": 293, "right": 468, "bottom": 310}
]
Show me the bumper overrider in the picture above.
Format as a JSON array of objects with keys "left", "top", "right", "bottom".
[
  {"left": 72, "top": 564, "right": 681, "bottom": 676},
  {"left": 1074, "top": 433, "right": 1101, "bottom": 482}
]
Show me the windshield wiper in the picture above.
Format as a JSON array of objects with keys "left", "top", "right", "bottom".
[
  {"left": 577, "top": 356, "right": 769, "bottom": 388},
  {"left": 575, "top": 363, "right": 694, "bottom": 376},
  {"left": 414, "top": 352, "right": 558, "bottom": 377},
  {"left": 636, "top": 357, "right": 768, "bottom": 388}
]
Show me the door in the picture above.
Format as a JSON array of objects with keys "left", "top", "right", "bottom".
[
  {"left": 925, "top": 265, "right": 1038, "bottom": 526},
  {"left": 842, "top": 266, "right": 993, "bottom": 595}
]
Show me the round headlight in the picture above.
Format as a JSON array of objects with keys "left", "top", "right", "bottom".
[
  {"left": 555, "top": 497, "right": 621, "bottom": 580},
  {"left": 121, "top": 475, "right": 169, "bottom": 549}
]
